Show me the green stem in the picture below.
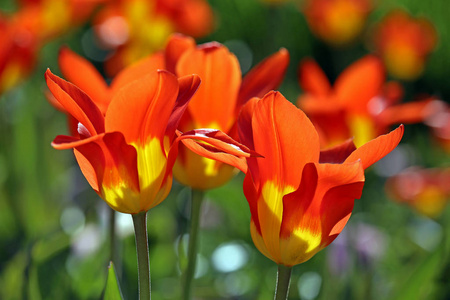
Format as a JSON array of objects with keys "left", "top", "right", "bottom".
[
  {"left": 274, "top": 265, "right": 292, "bottom": 300},
  {"left": 109, "top": 208, "right": 116, "bottom": 264},
  {"left": 182, "top": 189, "right": 204, "bottom": 300},
  {"left": 132, "top": 212, "right": 151, "bottom": 300}
]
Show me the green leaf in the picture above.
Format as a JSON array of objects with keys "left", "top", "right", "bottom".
[
  {"left": 390, "top": 244, "right": 444, "bottom": 300},
  {"left": 103, "top": 261, "right": 123, "bottom": 300}
]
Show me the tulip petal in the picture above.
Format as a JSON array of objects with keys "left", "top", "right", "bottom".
[
  {"left": 74, "top": 132, "right": 141, "bottom": 213},
  {"left": 238, "top": 97, "right": 260, "bottom": 185},
  {"left": 378, "top": 98, "right": 435, "bottom": 126},
  {"left": 106, "top": 70, "right": 178, "bottom": 145},
  {"left": 58, "top": 47, "right": 110, "bottom": 112},
  {"left": 173, "top": 129, "right": 260, "bottom": 173},
  {"left": 164, "top": 33, "right": 196, "bottom": 74},
  {"left": 165, "top": 74, "right": 201, "bottom": 142},
  {"left": 110, "top": 52, "right": 165, "bottom": 92},
  {"left": 252, "top": 91, "right": 320, "bottom": 188},
  {"left": 52, "top": 133, "right": 103, "bottom": 150},
  {"left": 281, "top": 163, "right": 318, "bottom": 238},
  {"left": 319, "top": 139, "right": 357, "bottom": 163},
  {"left": 320, "top": 181, "right": 365, "bottom": 246},
  {"left": 344, "top": 125, "right": 404, "bottom": 169},
  {"left": 238, "top": 97, "right": 258, "bottom": 151},
  {"left": 176, "top": 43, "right": 241, "bottom": 131},
  {"left": 298, "top": 58, "right": 331, "bottom": 96},
  {"left": 334, "top": 55, "right": 385, "bottom": 113},
  {"left": 279, "top": 161, "right": 365, "bottom": 266},
  {"left": 45, "top": 69, "right": 105, "bottom": 136},
  {"left": 243, "top": 172, "right": 260, "bottom": 230},
  {"left": 237, "top": 48, "right": 289, "bottom": 112}
]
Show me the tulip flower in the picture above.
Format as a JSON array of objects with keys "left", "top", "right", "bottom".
[
  {"left": 93, "top": 0, "right": 214, "bottom": 75},
  {"left": 196, "top": 90, "right": 403, "bottom": 298},
  {"left": 386, "top": 167, "right": 450, "bottom": 218},
  {"left": 297, "top": 55, "right": 433, "bottom": 147},
  {"left": 239, "top": 91, "right": 403, "bottom": 265},
  {"left": 301, "top": 0, "right": 372, "bottom": 46},
  {"left": 171, "top": 38, "right": 289, "bottom": 190},
  {"left": 372, "top": 9, "right": 437, "bottom": 80}
]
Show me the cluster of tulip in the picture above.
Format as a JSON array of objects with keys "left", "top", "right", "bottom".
[
  {"left": 45, "top": 33, "right": 406, "bottom": 299},
  {"left": 1, "top": 0, "right": 449, "bottom": 299}
]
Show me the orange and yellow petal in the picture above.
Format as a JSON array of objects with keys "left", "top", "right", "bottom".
[
  {"left": 73, "top": 132, "right": 142, "bottom": 214},
  {"left": 345, "top": 125, "right": 404, "bottom": 169},
  {"left": 58, "top": 47, "right": 110, "bottom": 113},
  {"left": 106, "top": 70, "right": 178, "bottom": 145},
  {"left": 176, "top": 43, "right": 241, "bottom": 132},
  {"left": 237, "top": 48, "right": 289, "bottom": 111},
  {"left": 251, "top": 91, "right": 320, "bottom": 187},
  {"left": 45, "top": 69, "right": 105, "bottom": 136}
]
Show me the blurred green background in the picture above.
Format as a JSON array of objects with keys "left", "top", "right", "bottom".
[{"left": 0, "top": 0, "right": 449, "bottom": 299}]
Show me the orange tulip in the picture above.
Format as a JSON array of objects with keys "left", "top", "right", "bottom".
[
  {"left": 386, "top": 168, "right": 450, "bottom": 218},
  {"left": 93, "top": 0, "right": 214, "bottom": 75},
  {"left": 297, "top": 55, "right": 434, "bottom": 147},
  {"left": 46, "top": 68, "right": 255, "bottom": 214},
  {"left": 372, "top": 9, "right": 437, "bottom": 80},
  {"left": 166, "top": 35, "right": 289, "bottom": 189},
  {"left": 0, "top": 12, "right": 39, "bottom": 93},
  {"left": 234, "top": 91, "right": 403, "bottom": 266},
  {"left": 302, "top": 0, "right": 372, "bottom": 46}
]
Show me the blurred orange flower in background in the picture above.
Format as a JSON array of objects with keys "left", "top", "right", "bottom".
[
  {"left": 93, "top": 0, "right": 214, "bottom": 76},
  {"left": 0, "top": 0, "right": 106, "bottom": 94},
  {"left": 302, "top": 0, "right": 372, "bottom": 46},
  {"left": 297, "top": 55, "right": 436, "bottom": 147},
  {"left": 372, "top": 9, "right": 437, "bottom": 80},
  {"left": 0, "top": 11, "right": 39, "bottom": 93},
  {"left": 386, "top": 167, "right": 450, "bottom": 218},
  {"left": 18, "top": 0, "right": 107, "bottom": 40},
  {"left": 235, "top": 91, "right": 403, "bottom": 266}
]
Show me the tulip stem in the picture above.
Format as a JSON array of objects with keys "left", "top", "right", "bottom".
[
  {"left": 182, "top": 189, "right": 204, "bottom": 300},
  {"left": 109, "top": 208, "right": 117, "bottom": 263},
  {"left": 274, "top": 265, "right": 292, "bottom": 300},
  {"left": 132, "top": 212, "right": 151, "bottom": 300}
]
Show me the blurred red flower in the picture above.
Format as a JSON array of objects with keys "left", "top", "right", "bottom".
[
  {"left": 372, "top": 9, "right": 437, "bottom": 80},
  {"left": 297, "top": 55, "right": 436, "bottom": 147},
  {"left": 302, "top": 0, "right": 372, "bottom": 46},
  {"left": 386, "top": 167, "right": 450, "bottom": 218},
  {"left": 93, "top": 0, "right": 214, "bottom": 76}
]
